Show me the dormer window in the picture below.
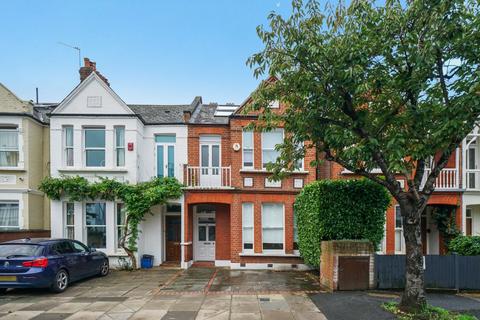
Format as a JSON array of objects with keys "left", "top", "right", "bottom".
[{"left": 87, "top": 96, "right": 102, "bottom": 107}]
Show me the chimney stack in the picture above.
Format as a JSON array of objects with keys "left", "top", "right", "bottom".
[
  {"left": 79, "top": 57, "right": 110, "bottom": 86},
  {"left": 183, "top": 110, "right": 192, "bottom": 123}
]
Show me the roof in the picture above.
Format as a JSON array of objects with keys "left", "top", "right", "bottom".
[
  {"left": 128, "top": 104, "right": 193, "bottom": 124},
  {"left": 190, "top": 103, "right": 239, "bottom": 125}
]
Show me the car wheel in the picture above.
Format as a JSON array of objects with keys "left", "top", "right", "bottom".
[
  {"left": 51, "top": 269, "right": 69, "bottom": 293},
  {"left": 99, "top": 260, "right": 109, "bottom": 277}
]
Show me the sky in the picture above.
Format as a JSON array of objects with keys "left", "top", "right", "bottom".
[{"left": 0, "top": 1, "right": 294, "bottom": 105}]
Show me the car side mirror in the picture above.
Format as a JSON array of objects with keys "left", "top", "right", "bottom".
[{"left": 89, "top": 247, "right": 97, "bottom": 252}]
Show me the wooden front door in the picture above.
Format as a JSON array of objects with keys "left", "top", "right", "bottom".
[{"left": 165, "top": 215, "right": 181, "bottom": 262}]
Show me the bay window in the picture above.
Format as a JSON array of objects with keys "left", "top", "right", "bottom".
[
  {"left": 64, "top": 202, "right": 74, "bottom": 239},
  {"left": 63, "top": 126, "right": 74, "bottom": 166},
  {"left": 242, "top": 129, "right": 254, "bottom": 168},
  {"left": 0, "top": 201, "right": 19, "bottom": 230},
  {"left": 116, "top": 203, "right": 126, "bottom": 249},
  {"left": 84, "top": 127, "right": 105, "bottom": 167},
  {"left": 395, "top": 205, "right": 404, "bottom": 253},
  {"left": 0, "top": 126, "right": 19, "bottom": 167},
  {"left": 262, "top": 203, "right": 284, "bottom": 251},
  {"left": 261, "top": 129, "right": 283, "bottom": 168},
  {"left": 85, "top": 203, "right": 106, "bottom": 249},
  {"left": 242, "top": 203, "right": 254, "bottom": 251},
  {"left": 115, "top": 127, "right": 125, "bottom": 167}
]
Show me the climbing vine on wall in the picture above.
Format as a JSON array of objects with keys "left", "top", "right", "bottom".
[
  {"left": 39, "top": 176, "right": 183, "bottom": 269},
  {"left": 431, "top": 206, "right": 461, "bottom": 251}
]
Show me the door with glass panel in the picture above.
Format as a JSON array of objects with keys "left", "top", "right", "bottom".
[
  {"left": 196, "top": 213, "right": 215, "bottom": 261},
  {"left": 156, "top": 135, "right": 175, "bottom": 178},
  {"left": 200, "top": 136, "right": 221, "bottom": 187}
]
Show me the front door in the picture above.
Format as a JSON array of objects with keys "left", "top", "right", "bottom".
[
  {"left": 196, "top": 214, "right": 215, "bottom": 261},
  {"left": 157, "top": 144, "right": 175, "bottom": 178},
  {"left": 165, "top": 215, "right": 181, "bottom": 262},
  {"left": 200, "top": 143, "right": 221, "bottom": 186}
]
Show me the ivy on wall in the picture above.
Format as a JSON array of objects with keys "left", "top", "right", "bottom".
[{"left": 40, "top": 176, "right": 183, "bottom": 269}]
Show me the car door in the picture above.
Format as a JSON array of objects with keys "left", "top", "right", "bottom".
[
  {"left": 71, "top": 240, "right": 102, "bottom": 277},
  {"left": 52, "top": 241, "right": 82, "bottom": 280}
]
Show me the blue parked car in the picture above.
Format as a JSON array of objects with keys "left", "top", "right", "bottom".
[{"left": 0, "top": 238, "right": 109, "bottom": 293}]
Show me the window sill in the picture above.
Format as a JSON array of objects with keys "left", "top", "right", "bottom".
[
  {"left": 58, "top": 167, "right": 128, "bottom": 173},
  {"left": 0, "top": 167, "right": 25, "bottom": 172},
  {"left": 240, "top": 169, "right": 309, "bottom": 174},
  {"left": 341, "top": 169, "right": 382, "bottom": 174},
  {"left": 239, "top": 252, "right": 300, "bottom": 257}
]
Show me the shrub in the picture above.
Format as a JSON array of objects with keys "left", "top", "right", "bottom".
[
  {"left": 294, "top": 179, "right": 390, "bottom": 267},
  {"left": 448, "top": 236, "right": 480, "bottom": 256}
]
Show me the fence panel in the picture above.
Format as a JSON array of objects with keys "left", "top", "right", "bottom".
[
  {"left": 375, "top": 254, "right": 480, "bottom": 290},
  {"left": 458, "top": 256, "right": 480, "bottom": 290},
  {"left": 375, "top": 254, "right": 405, "bottom": 289},
  {"left": 424, "top": 255, "right": 456, "bottom": 289}
]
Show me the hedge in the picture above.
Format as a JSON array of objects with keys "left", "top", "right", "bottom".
[
  {"left": 448, "top": 236, "right": 480, "bottom": 255},
  {"left": 294, "top": 179, "right": 390, "bottom": 268}
]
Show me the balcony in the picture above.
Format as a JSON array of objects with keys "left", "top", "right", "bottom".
[
  {"left": 185, "top": 166, "right": 232, "bottom": 189},
  {"left": 422, "top": 168, "right": 459, "bottom": 190}
]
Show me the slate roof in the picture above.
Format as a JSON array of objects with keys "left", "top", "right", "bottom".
[{"left": 127, "top": 104, "right": 193, "bottom": 124}]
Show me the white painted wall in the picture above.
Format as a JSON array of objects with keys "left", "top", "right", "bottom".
[{"left": 49, "top": 75, "right": 188, "bottom": 267}]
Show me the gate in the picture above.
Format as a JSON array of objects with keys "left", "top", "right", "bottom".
[{"left": 338, "top": 256, "right": 370, "bottom": 290}]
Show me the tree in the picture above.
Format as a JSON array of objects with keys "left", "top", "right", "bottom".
[{"left": 247, "top": 0, "right": 480, "bottom": 311}]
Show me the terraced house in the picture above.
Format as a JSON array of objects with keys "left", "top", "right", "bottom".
[
  {"left": 0, "top": 83, "right": 51, "bottom": 241},
  {"left": 40, "top": 58, "right": 480, "bottom": 268}
]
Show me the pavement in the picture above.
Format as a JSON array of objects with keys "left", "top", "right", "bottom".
[
  {"left": 309, "top": 291, "right": 480, "bottom": 320},
  {"left": 0, "top": 267, "right": 327, "bottom": 320}
]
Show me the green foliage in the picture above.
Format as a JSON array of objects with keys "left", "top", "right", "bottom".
[
  {"left": 383, "top": 301, "right": 477, "bottom": 320},
  {"left": 448, "top": 236, "right": 480, "bottom": 256},
  {"left": 39, "top": 176, "right": 183, "bottom": 266},
  {"left": 294, "top": 179, "right": 390, "bottom": 267},
  {"left": 431, "top": 206, "right": 461, "bottom": 250}
]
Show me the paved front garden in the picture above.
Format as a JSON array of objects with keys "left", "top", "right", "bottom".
[{"left": 0, "top": 268, "right": 326, "bottom": 320}]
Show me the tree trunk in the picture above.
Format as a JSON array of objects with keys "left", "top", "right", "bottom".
[{"left": 399, "top": 199, "right": 427, "bottom": 312}]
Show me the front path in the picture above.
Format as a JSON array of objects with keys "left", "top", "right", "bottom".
[{"left": 0, "top": 268, "right": 327, "bottom": 320}]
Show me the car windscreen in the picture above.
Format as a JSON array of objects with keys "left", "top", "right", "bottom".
[{"left": 0, "top": 244, "right": 44, "bottom": 258}]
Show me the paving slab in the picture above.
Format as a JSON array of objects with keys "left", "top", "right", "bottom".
[{"left": 0, "top": 311, "right": 43, "bottom": 320}]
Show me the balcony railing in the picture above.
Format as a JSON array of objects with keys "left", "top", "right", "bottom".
[
  {"left": 422, "top": 168, "right": 459, "bottom": 190},
  {"left": 185, "top": 166, "right": 232, "bottom": 188},
  {"left": 465, "top": 169, "right": 480, "bottom": 191}
]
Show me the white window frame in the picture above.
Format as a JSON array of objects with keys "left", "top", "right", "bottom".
[
  {"left": 395, "top": 205, "right": 405, "bottom": 254},
  {"left": 0, "top": 126, "right": 19, "bottom": 168},
  {"left": 242, "top": 129, "right": 254, "bottom": 169},
  {"left": 64, "top": 202, "right": 75, "bottom": 239},
  {"left": 0, "top": 201, "right": 19, "bottom": 230},
  {"left": 63, "top": 126, "right": 74, "bottom": 167},
  {"left": 116, "top": 202, "right": 126, "bottom": 251},
  {"left": 242, "top": 203, "right": 254, "bottom": 253},
  {"left": 466, "top": 208, "right": 473, "bottom": 236},
  {"left": 269, "top": 100, "right": 280, "bottom": 108},
  {"left": 294, "top": 142, "right": 304, "bottom": 171},
  {"left": 261, "top": 129, "right": 284, "bottom": 169},
  {"left": 83, "top": 127, "right": 106, "bottom": 167},
  {"left": 114, "top": 126, "right": 125, "bottom": 167},
  {"left": 261, "top": 203, "right": 285, "bottom": 252},
  {"left": 84, "top": 202, "right": 107, "bottom": 250}
]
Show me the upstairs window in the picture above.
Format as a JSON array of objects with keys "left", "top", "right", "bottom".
[
  {"left": 84, "top": 127, "right": 105, "bottom": 167},
  {"left": 0, "top": 126, "right": 19, "bottom": 167},
  {"left": 63, "top": 126, "right": 74, "bottom": 167},
  {"left": 114, "top": 127, "right": 125, "bottom": 167},
  {"left": 242, "top": 129, "right": 254, "bottom": 168},
  {"left": 0, "top": 201, "right": 19, "bottom": 230},
  {"left": 261, "top": 129, "right": 283, "bottom": 168}
]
